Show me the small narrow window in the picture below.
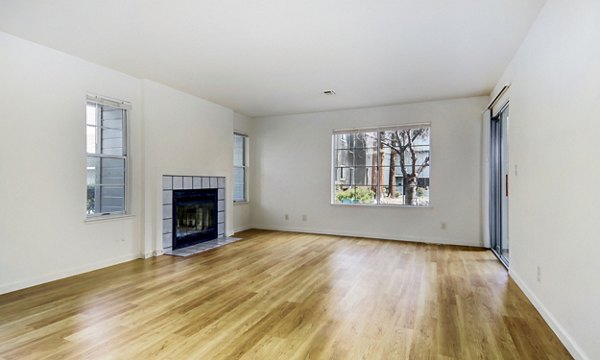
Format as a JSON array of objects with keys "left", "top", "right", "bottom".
[
  {"left": 233, "top": 133, "right": 248, "bottom": 202},
  {"left": 86, "top": 96, "right": 129, "bottom": 216}
]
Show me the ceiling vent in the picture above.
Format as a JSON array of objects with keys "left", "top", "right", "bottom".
[{"left": 323, "top": 89, "right": 336, "bottom": 95}]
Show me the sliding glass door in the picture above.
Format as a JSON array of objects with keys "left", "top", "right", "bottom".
[{"left": 490, "top": 104, "right": 509, "bottom": 265}]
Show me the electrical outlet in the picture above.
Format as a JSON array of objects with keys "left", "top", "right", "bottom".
[
  {"left": 284, "top": 214, "right": 289, "bottom": 221},
  {"left": 441, "top": 222, "right": 447, "bottom": 230},
  {"left": 302, "top": 214, "right": 307, "bottom": 221},
  {"left": 537, "top": 266, "right": 542, "bottom": 283}
]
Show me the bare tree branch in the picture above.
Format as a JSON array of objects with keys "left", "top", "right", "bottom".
[{"left": 416, "top": 156, "right": 430, "bottom": 176}]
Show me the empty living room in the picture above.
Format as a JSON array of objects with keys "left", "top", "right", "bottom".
[{"left": 0, "top": 0, "right": 598, "bottom": 359}]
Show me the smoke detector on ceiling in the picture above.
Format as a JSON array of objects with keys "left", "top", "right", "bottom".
[{"left": 323, "top": 89, "right": 336, "bottom": 95}]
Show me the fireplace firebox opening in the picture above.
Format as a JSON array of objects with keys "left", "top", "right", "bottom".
[{"left": 172, "top": 189, "right": 218, "bottom": 249}]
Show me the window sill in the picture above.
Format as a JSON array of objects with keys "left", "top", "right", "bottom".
[
  {"left": 234, "top": 201, "right": 250, "bottom": 205},
  {"left": 85, "top": 214, "right": 136, "bottom": 223},
  {"left": 330, "top": 203, "right": 432, "bottom": 209}
]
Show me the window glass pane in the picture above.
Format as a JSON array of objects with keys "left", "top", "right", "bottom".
[
  {"left": 334, "top": 132, "right": 378, "bottom": 149},
  {"left": 352, "top": 166, "right": 377, "bottom": 186},
  {"left": 87, "top": 185, "right": 125, "bottom": 214},
  {"left": 335, "top": 149, "right": 354, "bottom": 167},
  {"left": 334, "top": 185, "right": 354, "bottom": 204},
  {"left": 414, "top": 185, "right": 430, "bottom": 206},
  {"left": 418, "top": 163, "right": 431, "bottom": 178},
  {"left": 87, "top": 184, "right": 97, "bottom": 214},
  {"left": 355, "top": 186, "right": 376, "bottom": 204},
  {"left": 99, "top": 186, "right": 125, "bottom": 212},
  {"left": 233, "top": 166, "right": 245, "bottom": 201},
  {"left": 353, "top": 147, "right": 377, "bottom": 166},
  {"left": 334, "top": 186, "right": 376, "bottom": 205},
  {"left": 87, "top": 156, "right": 99, "bottom": 186},
  {"left": 234, "top": 135, "right": 245, "bottom": 166},
  {"left": 380, "top": 186, "right": 404, "bottom": 205},
  {"left": 380, "top": 167, "right": 400, "bottom": 187},
  {"left": 86, "top": 103, "right": 97, "bottom": 126},
  {"left": 101, "top": 129, "right": 124, "bottom": 156},
  {"left": 86, "top": 125, "right": 98, "bottom": 154},
  {"left": 86, "top": 157, "right": 125, "bottom": 187},
  {"left": 101, "top": 109, "right": 123, "bottom": 130},
  {"left": 87, "top": 156, "right": 126, "bottom": 214},
  {"left": 86, "top": 103, "right": 125, "bottom": 156},
  {"left": 378, "top": 127, "right": 430, "bottom": 206},
  {"left": 101, "top": 158, "right": 125, "bottom": 185},
  {"left": 333, "top": 133, "right": 350, "bottom": 150},
  {"left": 334, "top": 167, "right": 353, "bottom": 187},
  {"left": 353, "top": 132, "right": 377, "bottom": 148}
]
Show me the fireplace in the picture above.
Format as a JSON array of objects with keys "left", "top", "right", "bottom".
[
  {"left": 172, "top": 189, "right": 218, "bottom": 249},
  {"left": 162, "top": 175, "right": 225, "bottom": 251}
]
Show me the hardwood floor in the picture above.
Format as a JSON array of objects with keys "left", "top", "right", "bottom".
[{"left": 0, "top": 230, "right": 571, "bottom": 359}]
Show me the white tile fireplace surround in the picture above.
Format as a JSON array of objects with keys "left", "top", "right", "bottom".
[{"left": 162, "top": 175, "right": 225, "bottom": 251}]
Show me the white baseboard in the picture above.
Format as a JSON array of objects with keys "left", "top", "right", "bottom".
[
  {"left": 0, "top": 253, "right": 141, "bottom": 295},
  {"left": 252, "top": 224, "right": 482, "bottom": 248},
  {"left": 231, "top": 225, "right": 253, "bottom": 234},
  {"left": 509, "top": 269, "right": 588, "bottom": 360}
]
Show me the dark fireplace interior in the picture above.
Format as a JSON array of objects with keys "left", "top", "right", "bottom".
[{"left": 172, "top": 189, "right": 218, "bottom": 249}]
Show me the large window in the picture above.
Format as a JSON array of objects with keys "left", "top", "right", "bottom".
[
  {"left": 233, "top": 133, "right": 248, "bottom": 202},
  {"left": 86, "top": 96, "right": 129, "bottom": 216},
  {"left": 332, "top": 125, "right": 431, "bottom": 206}
]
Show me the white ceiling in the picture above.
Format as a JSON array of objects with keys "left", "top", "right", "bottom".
[{"left": 0, "top": 0, "right": 545, "bottom": 117}]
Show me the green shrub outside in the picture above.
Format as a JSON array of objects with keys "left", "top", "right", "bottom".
[{"left": 336, "top": 187, "right": 375, "bottom": 203}]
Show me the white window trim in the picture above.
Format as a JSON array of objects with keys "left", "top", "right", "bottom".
[
  {"left": 85, "top": 94, "right": 132, "bottom": 220},
  {"left": 331, "top": 123, "right": 432, "bottom": 208}
]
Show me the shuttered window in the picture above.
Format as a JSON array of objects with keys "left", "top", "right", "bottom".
[
  {"left": 86, "top": 96, "right": 129, "bottom": 216},
  {"left": 233, "top": 133, "right": 248, "bottom": 202}
]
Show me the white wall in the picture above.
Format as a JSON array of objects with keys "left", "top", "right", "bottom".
[
  {"left": 232, "top": 112, "right": 253, "bottom": 233},
  {"left": 141, "top": 80, "right": 235, "bottom": 255},
  {"left": 0, "top": 32, "right": 241, "bottom": 293},
  {"left": 0, "top": 32, "right": 143, "bottom": 293},
  {"left": 251, "top": 97, "right": 487, "bottom": 246},
  {"left": 491, "top": 1, "right": 600, "bottom": 359}
]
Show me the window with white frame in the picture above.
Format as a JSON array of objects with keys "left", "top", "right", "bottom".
[
  {"left": 86, "top": 96, "right": 129, "bottom": 216},
  {"left": 332, "top": 125, "right": 431, "bottom": 206},
  {"left": 233, "top": 133, "right": 248, "bottom": 202}
]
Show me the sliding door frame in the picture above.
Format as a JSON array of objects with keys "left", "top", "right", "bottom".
[{"left": 490, "top": 102, "right": 509, "bottom": 268}]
